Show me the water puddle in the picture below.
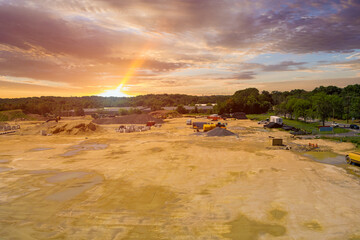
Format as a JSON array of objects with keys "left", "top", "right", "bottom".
[
  {"left": 61, "top": 142, "right": 108, "bottom": 157},
  {"left": 0, "top": 159, "right": 9, "bottom": 164},
  {"left": 47, "top": 175, "right": 102, "bottom": 201},
  {"left": 0, "top": 167, "right": 13, "bottom": 173},
  {"left": 123, "top": 225, "right": 166, "bottom": 240},
  {"left": 29, "top": 147, "right": 53, "bottom": 152},
  {"left": 222, "top": 214, "right": 286, "bottom": 240},
  {"left": 303, "top": 220, "right": 323, "bottom": 231},
  {"left": 29, "top": 169, "right": 57, "bottom": 174},
  {"left": 302, "top": 151, "right": 346, "bottom": 165},
  {"left": 270, "top": 209, "right": 287, "bottom": 220},
  {"left": 46, "top": 171, "right": 89, "bottom": 183},
  {"left": 94, "top": 181, "right": 178, "bottom": 215}
]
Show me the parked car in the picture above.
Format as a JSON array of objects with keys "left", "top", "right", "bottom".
[
  {"left": 331, "top": 122, "right": 339, "bottom": 127},
  {"left": 350, "top": 124, "right": 359, "bottom": 129}
]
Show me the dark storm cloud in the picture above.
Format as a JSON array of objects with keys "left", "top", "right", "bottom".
[
  {"left": 2, "top": 0, "right": 359, "bottom": 57},
  {"left": 97, "top": 0, "right": 360, "bottom": 53}
]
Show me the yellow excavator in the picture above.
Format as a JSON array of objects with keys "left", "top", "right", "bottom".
[
  {"left": 346, "top": 152, "right": 360, "bottom": 165},
  {"left": 203, "top": 122, "right": 227, "bottom": 132}
]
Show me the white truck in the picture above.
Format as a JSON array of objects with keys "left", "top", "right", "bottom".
[{"left": 270, "top": 116, "right": 283, "bottom": 125}]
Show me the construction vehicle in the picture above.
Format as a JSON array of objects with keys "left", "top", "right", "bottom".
[
  {"left": 193, "top": 122, "right": 207, "bottom": 129},
  {"left": 146, "top": 121, "right": 156, "bottom": 126},
  {"left": 346, "top": 152, "right": 360, "bottom": 164},
  {"left": 207, "top": 114, "right": 221, "bottom": 121},
  {"left": 203, "top": 122, "right": 227, "bottom": 132},
  {"left": 203, "top": 123, "right": 216, "bottom": 132},
  {"left": 46, "top": 116, "right": 61, "bottom": 123}
]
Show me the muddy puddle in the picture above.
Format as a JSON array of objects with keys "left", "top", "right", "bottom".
[
  {"left": 0, "top": 167, "right": 12, "bottom": 173},
  {"left": 222, "top": 214, "right": 286, "bottom": 240},
  {"left": 302, "top": 151, "right": 346, "bottom": 165},
  {"left": 29, "top": 169, "right": 57, "bottom": 174},
  {"left": 47, "top": 175, "right": 103, "bottom": 201},
  {"left": 61, "top": 142, "right": 108, "bottom": 157},
  {"left": 29, "top": 147, "right": 53, "bottom": 152},
  {"left": 46, "top": 171, "right": 89, "bottom": 183}
]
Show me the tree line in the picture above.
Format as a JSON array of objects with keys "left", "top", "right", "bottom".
[
  {"left": 0, "top": 85, "right": 359, "bottom": 123},
  {"left": 0, "top": 94, "right": 230, "bottom": 116},
  {"left": 216, "top": 84, "right": 360, "bottom": 124}
]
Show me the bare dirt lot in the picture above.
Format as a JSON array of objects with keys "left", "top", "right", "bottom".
[{"left": 0, "top": 118, "right": 359, "bottom": 240}]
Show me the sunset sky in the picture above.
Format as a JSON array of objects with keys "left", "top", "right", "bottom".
[{"left": 0, "top": 0, "right": 359, "bottom": 98}]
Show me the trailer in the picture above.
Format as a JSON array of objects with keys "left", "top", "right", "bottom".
[{"left": 270, "top": 116, "right": 283, "bottom": 125}]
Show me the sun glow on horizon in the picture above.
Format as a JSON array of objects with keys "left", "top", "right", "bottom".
[
  {"left": 97, "top": 44, "right": 152, "bottom": 97},
  {"left": 97, "top": 84, "right": 131, "bottom": 97}
]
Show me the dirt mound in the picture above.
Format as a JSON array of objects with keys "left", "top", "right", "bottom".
[
  {"left": 206, "top": 127, "right": 238, "bottom": 137},
  {"left": 93, "top": 114, "right": 164, "bottom": 125},
  {"left": 49, "top": 121, "right": 99, "bottom": 135}
]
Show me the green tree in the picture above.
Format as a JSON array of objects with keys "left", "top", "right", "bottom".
[
  {"left": 285, "top": 98, "right": 298, "bottom": 119},
  {"left": 350, "top": 96, "right": 360, "bottom": 119},
  {"left": 176, "top": 105, "right": 188, "bottom": 114},
  {"left": 293, "top": 99, "right": 311, "bottom": 122},
  {"left": 119, "top": 109, "right": 129, "bottom": 115},
  {"left": 328, "top": 95, "right": 342, "bottom": 120},
  {"left": 312, "top": 93, "right": 331, "bottom": 126},
  {"left": 190, "top": 106, "right": 199, "bottom": 114},
  {"left": 75, "top": 107, "right": 85, "bottom": 116}
]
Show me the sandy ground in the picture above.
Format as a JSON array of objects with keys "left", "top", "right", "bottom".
[{"left": 0, "top": 118, "right": 359, "bottom": 240}]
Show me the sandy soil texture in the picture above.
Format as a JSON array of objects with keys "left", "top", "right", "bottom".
[{"left": 0, "top": 118, "right": 359, "bottom": 240}]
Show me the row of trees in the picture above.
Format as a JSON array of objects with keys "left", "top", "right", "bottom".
[
  {"left": 0, "top": 95, "right": 230, "bottom": 115},
  {"left": 272, "top": 85, "right": 360, "bottom": 124},
  {"left": 0, "top": 85, "right": 359, "bottom": 122},
  {"left": 216, "top": 88, "right": 272, "bottom": 114}
]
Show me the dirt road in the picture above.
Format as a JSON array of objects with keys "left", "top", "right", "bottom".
[{"left": 0, "top": 118, "right": 359, "bottom": 239}]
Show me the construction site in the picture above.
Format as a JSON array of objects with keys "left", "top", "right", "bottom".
[{"left": 0, "top": 114, "right": 360, "bottom": 240}]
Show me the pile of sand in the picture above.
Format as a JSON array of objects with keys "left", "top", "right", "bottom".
[
  {"left": 206, "top": 127, "right": 238, "bottom": 137},
  {"left": 21, "top": 120, "right": 100, "bottom": 135},
  {"left": 49, "top": 121, "right": 99, "bottom": 135},
  {"left": 20, "top": 121, "right": 57, "bottom": 135},
  {"left": 93, "top": 114, "right": 164, "bottom": 125}
]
